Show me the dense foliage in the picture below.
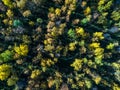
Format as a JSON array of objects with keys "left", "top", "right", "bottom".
[{"left": 0, "top": 0, "right": 120, "bottom": 90}]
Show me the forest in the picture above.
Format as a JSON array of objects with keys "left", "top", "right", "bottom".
[{"left": 0, "top": 0, "right": 120, "bottom": 90}]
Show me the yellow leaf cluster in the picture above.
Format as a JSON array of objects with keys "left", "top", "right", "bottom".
[
  {"left": 98, "top": 0, "right": 105, "bottom": 5},
  {"left": 112, "top": 83, "right": 120, "bottom": 90},
  {"left": 2, "top": 0, "right": 14, "bottom": 8},
  {"left": 71, "top": 59, "right": 83, "bottom": 71},
  {"left": 69, "top": 42, "right": 76, "bottom": 51},
  {"left": 94, "top": 48, "right": 104, "bottom": 56},
  {"left": 106, "top": 43, "right": 115, "bottom": 50},
  {"left": 90, "top": 42, "right": 104, "bottom": 64},
  {"left": 93, "top": 32, "right": 104, "bottom": 40},
  {"left": 14, "top": 44, "right": 29, "bottom": 56},
  {"left": 84, "top": 7, "right": 91, "bottom": 16},
  {"left": 89, "top": 43, "right": 100, "bottom": 48},
  {"left": 55, "top": 8, "right": 61, "bottom": 16},
  {"left": 6, "top": 9, "right": 14, "bottom": 18},
  {"left": 76, "top": 27, "right": 85, "bottom": 36},
  {"left": 94, "top": 76, "right": 101, "bottom": 84},
  {"left": 41, "top": 58, "right": 55, "bottom": 67},
  {"left": 0, "top": 64, "right": 12, "bottom": 81},
  {"left": 31, "top": 69, "right": 41, "bottom": 79}
]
